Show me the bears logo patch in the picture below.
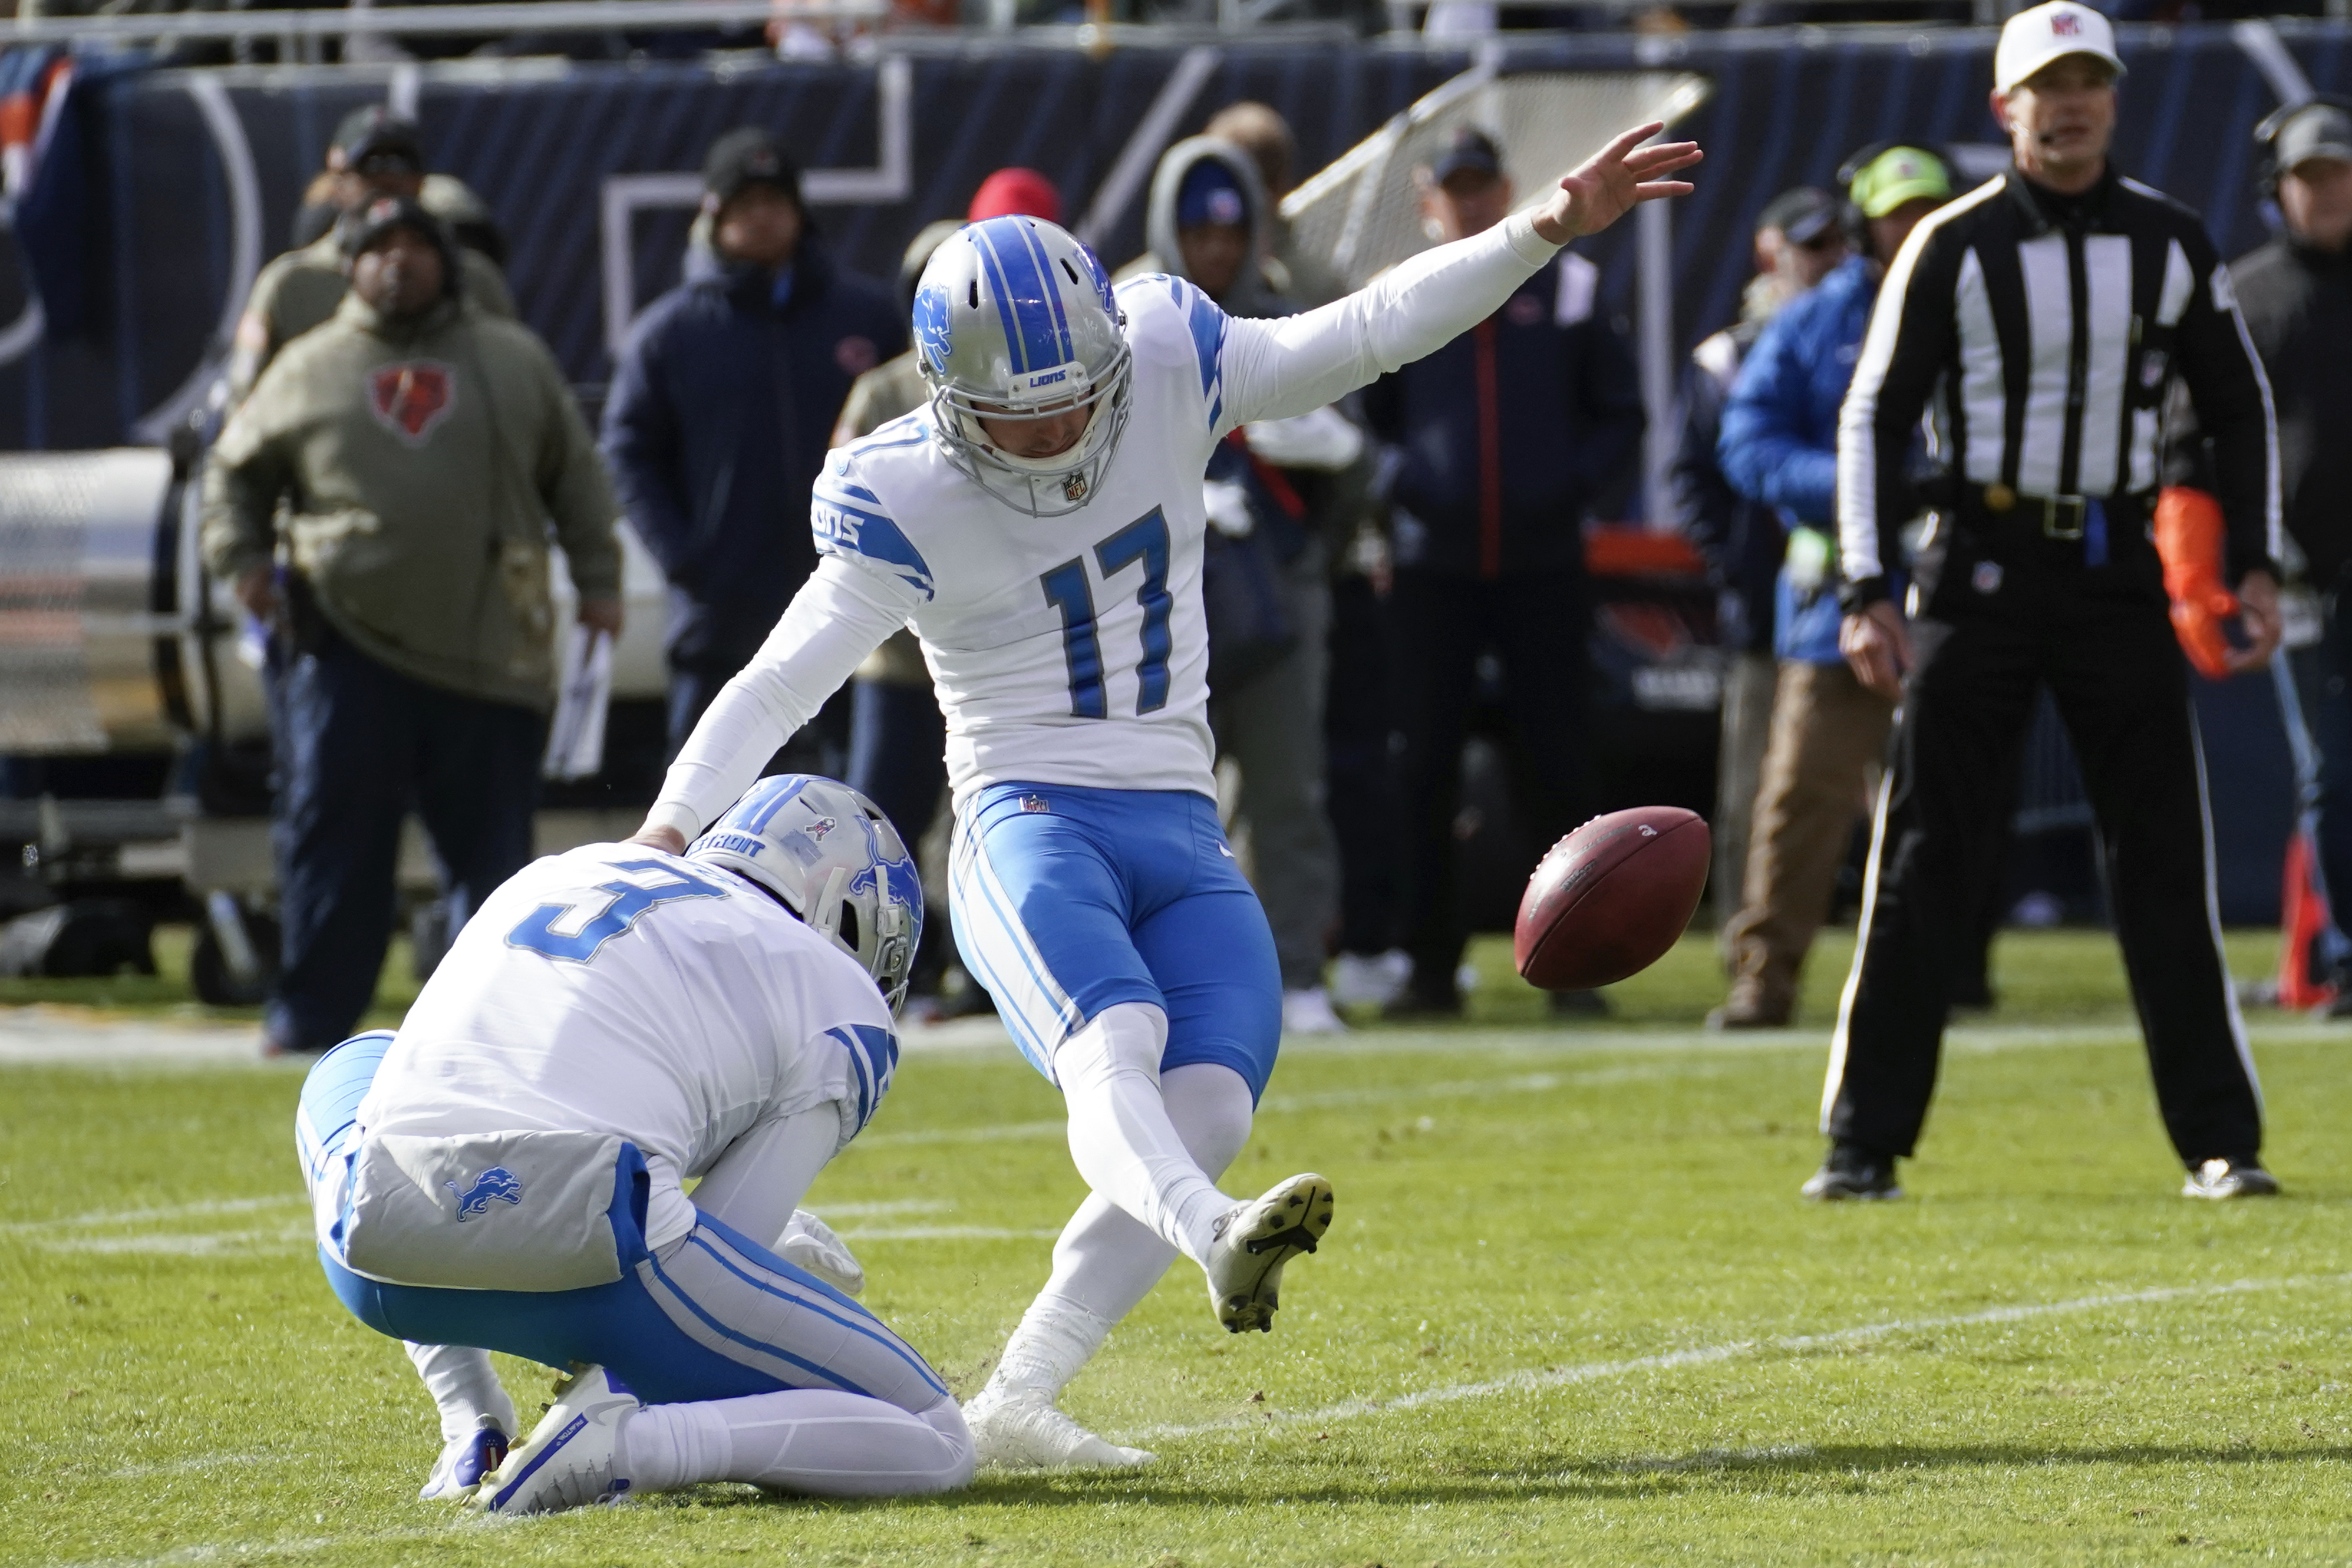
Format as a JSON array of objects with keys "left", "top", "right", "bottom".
[{"left": 368, "top": 361, "right": 456, "bottom": 444}]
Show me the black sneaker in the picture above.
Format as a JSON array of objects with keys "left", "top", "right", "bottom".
[
  {"left": 1548, "top": 989, "right": 1610, "bottom": 1019},
  {"left": 1801, "top": 1142, "right": 1902, "bottom": 1202},
  {"left": 1383, "top": 985, "right": 1463, "bottom": 1021},
  {"left": 2182, "top": 1157, "right": 2281, "bottom": 1200}
]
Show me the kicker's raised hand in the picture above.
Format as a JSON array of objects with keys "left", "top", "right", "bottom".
[{"left": 1532, "top": 121, "right": 1703, "bottom": 245}]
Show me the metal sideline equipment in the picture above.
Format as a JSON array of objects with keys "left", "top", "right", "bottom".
[{"left": 0, "top": 446, "right": 673, "bottom": 997}]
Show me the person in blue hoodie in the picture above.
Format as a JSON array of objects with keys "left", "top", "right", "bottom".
[
  {"left": 1709, "top": 146, "right": 1954, "bottom": 1029},
  {"left": 602, "top": 128, "right": 905, "bottom": 760}
]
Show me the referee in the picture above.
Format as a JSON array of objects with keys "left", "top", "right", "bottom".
[{"left": 1816, "top": 0, "right": 2284, "bottom": 1203}]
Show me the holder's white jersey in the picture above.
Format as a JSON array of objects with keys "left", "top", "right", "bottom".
[
  {"left": 646, "top": 212, "right": 1565, "bottom": 840},
  {"left": 358, "top": 843, "right": 898, "bottom": 1253}
]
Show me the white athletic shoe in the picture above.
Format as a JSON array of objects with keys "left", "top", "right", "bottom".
[
  {"left": 471, "top": 1366, "right": 641, "bottom": 1516},
  {"left": 1281, "top": 986, "right": 1349, "bottom": 1036},
  {"left": 965, "top": 1383, "right": 1154, "bottom": 1470},
  {"left": 1330, "top": 949, "right": 1411, "bottom": 1009},
  {"left": 1205, "top": 1173, "right": 1335, "bottom": 1334},
  {"left": 417, "top": 1416, "right": 510, "bottom": 1501},
  {"left": 780, "top": 1208, "right": 866, "bottom": 1296}
]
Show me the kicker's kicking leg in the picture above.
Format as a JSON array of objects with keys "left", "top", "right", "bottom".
[{"left": 968, "top": 1061, "right": 1253, "bottom": 1468}]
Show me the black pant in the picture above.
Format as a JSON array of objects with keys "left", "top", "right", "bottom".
[
  {"left": 266, "top": 632, "right": 543, "bottom": 1052},
  {"left": 1826, "top": 596, "right": 2262, "bottom": 1166},
  {"left": 1325, "top": 572, "right": 1402, "bottom": 956},
  {"left": 1391, "top": 567, "right": 1592, "bottom": 995}
]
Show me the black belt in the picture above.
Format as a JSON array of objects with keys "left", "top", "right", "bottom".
[{"left": 1965, "top": 483, "right": 2149, "bottom": 563}]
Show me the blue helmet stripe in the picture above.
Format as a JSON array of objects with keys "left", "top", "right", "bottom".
[
  {"left": 972, "top": 225, "right": 1031, "bottom": 374},
  {"left": 1013, "top": 219, "right": 1075, "bottom": 364},
  {"left": 975, "top": 217, "right": 1069, "bottom": 375}
]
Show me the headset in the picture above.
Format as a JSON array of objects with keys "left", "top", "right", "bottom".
[
  {"left": 1833, "top": 141, "right": 1962, "bottom": 256},
  {"left": 2253, "top": 94, "right": 2352, "bottom": 196}
]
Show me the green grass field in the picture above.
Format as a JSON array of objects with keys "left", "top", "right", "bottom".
[{"left": 8, "top": 926, "right": 2352, "bottom": 1566}]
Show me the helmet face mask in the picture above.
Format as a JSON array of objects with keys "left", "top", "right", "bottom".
[
  {"left": 685, "top": 775, "right": 924, "bottom": 1016},
  {"left": 913, "top": 216, "right": 1133, "bottom": 517}
]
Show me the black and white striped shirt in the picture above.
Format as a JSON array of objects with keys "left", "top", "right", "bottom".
[{"left": 1836, "top": 167, "right": 2280, "bottom": 608}]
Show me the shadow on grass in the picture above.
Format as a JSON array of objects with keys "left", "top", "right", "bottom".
[{"left": 652, "top": 1442, "right": 2352, "bottom": 1515}]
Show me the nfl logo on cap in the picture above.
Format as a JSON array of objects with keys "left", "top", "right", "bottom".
[{"left": 1993, "top": 0, "right": 2125, "bottom": 96}]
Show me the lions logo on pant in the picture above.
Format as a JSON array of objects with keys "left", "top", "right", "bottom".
[{"left": 447, "top": 1167, "right": 525, "bottom": 1222}]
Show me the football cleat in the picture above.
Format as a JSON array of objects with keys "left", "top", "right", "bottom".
[
  {"left": 1205, "top": 1173, "right": 1335, "bottom": 1333},
  {"left": 780, "top": 1208, "right": 866, "bottom": 1296},
  {"left": 417, "top": 1416, "right": 510, "bottom": 1501},
  {"left": 2182, "top": 1157, "right": 2281, "bottom": 1200},
  {"left": 471, "top": 1365, "right": 641, "bottom": 1516},
  {"left": 964, "top": 1383, "right": 1154, "bottom": 1470},
  {"left": 1802, "top": 1143, "right": 1902, "bottom": 1202}
]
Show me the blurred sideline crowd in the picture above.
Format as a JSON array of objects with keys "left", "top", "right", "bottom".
[{"left": 192, "top": 74, "right": 2352, "bottom": 1057}]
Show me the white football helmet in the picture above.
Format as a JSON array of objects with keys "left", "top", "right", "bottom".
[
  {"left": 687, "top": 775, "right": 922, "bottom": 1015},
  {"left": 912, "top": 215, "right": 1132, "bottom": 517}
]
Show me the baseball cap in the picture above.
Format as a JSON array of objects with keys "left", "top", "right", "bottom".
[
  {"left": 1848, "top": 146, "right": 1955, "bottom": 219},
  {"left": 1431, "top": 127, "right": 1505, "bottom": 186},
  {"left": 969, "top": 167, "right": 1063, "bottom": 225},
  {"left": 1994, "top": 1, "right": 2126, "bottom": 96},
  {"left": 2272, "top": 101, "right": 2352, "bottom": 172},
  {"left": 702, "top": 127, "right": 802, "bottom": 210},
  {"left": 1176, "top": 159, "right": 1249, "bottom": 229},
  {"left": 332, "top": 105, "right": 425, "bottom": 174},
  {"left": 1757, "top": 186, "right": 1838, "bottom": 245}
]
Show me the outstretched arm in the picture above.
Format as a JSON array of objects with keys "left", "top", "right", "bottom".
[
  {"left": 1219, "top": 123, "right": 1700, "bottom": 428},
  {"left": 633, "top": 555, "right": 915, "bottom": 849}
]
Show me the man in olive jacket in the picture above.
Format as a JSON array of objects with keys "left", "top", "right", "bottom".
[{"left": 202, "top": 196, "right": 623, "bottom": 1057}]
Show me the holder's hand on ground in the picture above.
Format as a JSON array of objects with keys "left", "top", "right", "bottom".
[
  {"left": 1841, "top": 600, "right": 1912, "bottom": 702},
  {"left": 2225, "top": 569, "right": 2282, "bottom": 675},
  {"left": 629, "top": 824, "right": 688, "bottom": 855},
  {"left": 1531, "top": 122, "right": 1703, "bottom": 245}
]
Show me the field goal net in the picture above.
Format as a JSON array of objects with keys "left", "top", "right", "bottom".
[{"left": 1279, "top": 68, "right": 1713, "bottom": 293}]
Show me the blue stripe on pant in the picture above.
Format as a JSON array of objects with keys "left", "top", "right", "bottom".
[
  {"left": 298, "top": 1038, "right": 950, "bottom": 1412},
  {"left": 948, "top": 782, "right": 1282, "bottom": 1102}
]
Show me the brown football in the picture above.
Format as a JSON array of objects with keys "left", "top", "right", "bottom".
[{"left": 1514, "top": 806, "right": 1710, "bottom": 991}]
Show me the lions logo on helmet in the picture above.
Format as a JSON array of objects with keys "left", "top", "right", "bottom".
[
  {"left": 687, "top": 775, "right": 923, "bottom": 1015},
  {"left": 912, "top": 283, "right": 954, "bottom": 377},
  {"left": 911, "top": 215, "right": 1133, "bottom": 518}
]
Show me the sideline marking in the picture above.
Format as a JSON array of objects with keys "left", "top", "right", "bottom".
[
  {"left": 855, "top": 1061, "right": 1741, "bottom": 1149},
  {"left": 1124, "top": 1272, "right": 2352, "bottom": 1442}
]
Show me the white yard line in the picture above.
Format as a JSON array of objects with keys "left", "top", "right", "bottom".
[
  {"left": 839, "top": 1224, "right": 1062, "bottom": 1242},
  {"left": 1, "top": 1195, "right": 305, "bottom": 1234},
  {"left": 35, "top": 1227, "right": 311, "bottom": 1257},
  {"left": 1124, "top": 1272, "right": 2352, "bottom": 1443}
]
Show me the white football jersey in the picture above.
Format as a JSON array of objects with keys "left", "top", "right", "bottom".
[
  {"left": 819, "top": 273, "right": 1238, "bottom": 799},
  {"left": 359, "top": 843, "right": 898, "bottom": 1253},
  {"left": 647, "top": 213, "right": 1563, "bottom": 836}
]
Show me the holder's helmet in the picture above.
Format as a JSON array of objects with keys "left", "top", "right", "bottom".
[
  {"left": 911, "top": 215, "right": 1132, "bottom": 517},
  {"left": 687, "top": 775, "right": 923, "bottom": 1016}
]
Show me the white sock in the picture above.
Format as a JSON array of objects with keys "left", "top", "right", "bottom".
[
  {"left": 624, "top": 1390, "right": 972, "bottom": 1497},
  {"left": 405, "top": 1342, "right": 515, "bottom": 1442},
  {"left": 989, "top": 1062, "right": 1255, "bottom": 1399},
  {"left": 1053, "top": 1003, "right": 1238, "bottom": 1266}
]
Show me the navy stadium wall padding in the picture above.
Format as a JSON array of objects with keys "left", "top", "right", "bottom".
[{"left": 7, "top": 21, "right": 2352, "bottom": 449}]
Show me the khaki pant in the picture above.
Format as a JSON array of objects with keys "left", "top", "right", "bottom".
[
  {"left": 1724, "top": 660, "right": 1895, "bottom": 1011},
  {"left": 1712, "top": 650, "right": 1779, "bottom": 939}
]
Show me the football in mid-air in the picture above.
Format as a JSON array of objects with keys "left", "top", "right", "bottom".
[{"left": 1514, "top": 806, "right": 1710, "bottom": 991}]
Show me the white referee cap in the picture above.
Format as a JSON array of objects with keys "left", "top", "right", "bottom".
[{"left": 1995, "top": 1, "right": 2126, "bottom": 96}]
